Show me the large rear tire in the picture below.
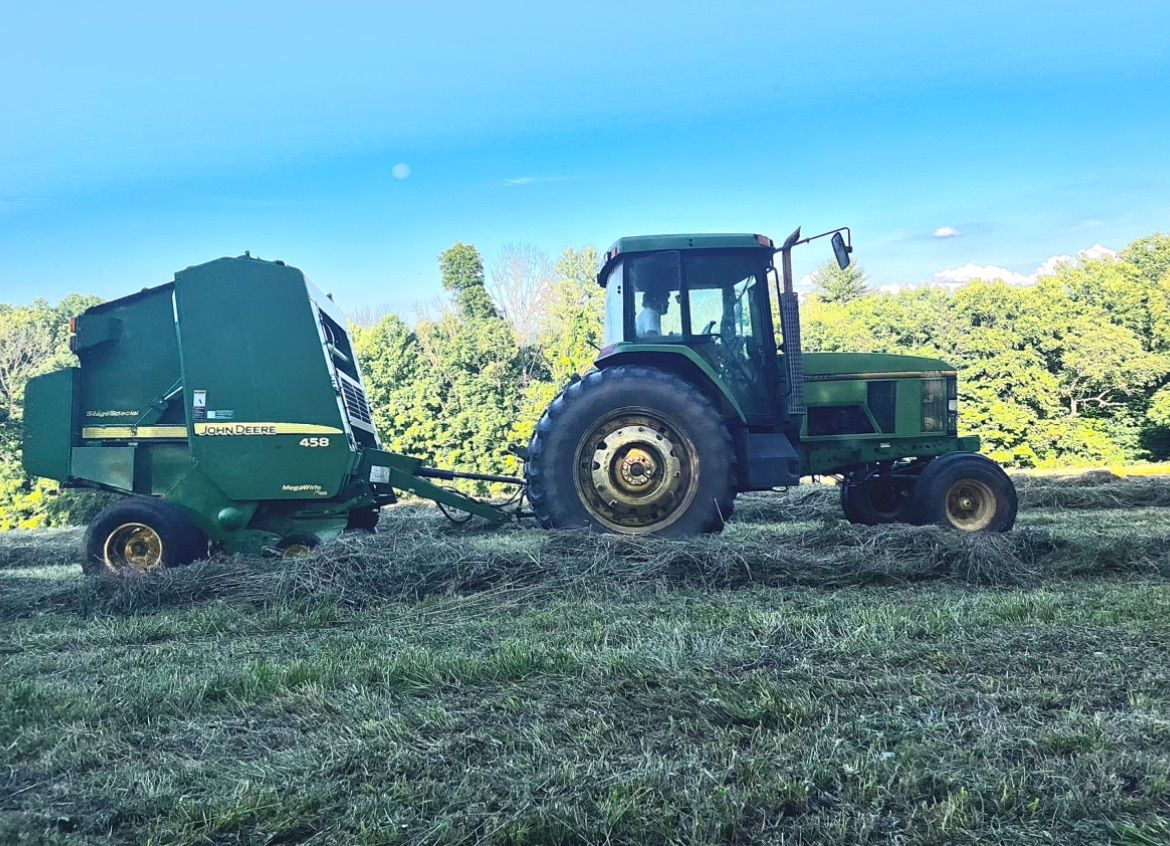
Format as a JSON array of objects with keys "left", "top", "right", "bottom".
[
  {"left": 911, "top": 453, "right": 1017, "bottom": 532},
  {"left": 526, "top": 366, "right": 736, "bottom": 536},
  {"left": 82, "top": 497, "right": 208, "bottom": 577}
]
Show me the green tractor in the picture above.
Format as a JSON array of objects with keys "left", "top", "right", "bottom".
[{"left": 525, "top": 228, "right": 1017, "bottom": 535}]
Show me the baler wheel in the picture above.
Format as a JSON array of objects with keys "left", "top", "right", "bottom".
[
  {"left": 83, "top": 497, "right": 208, "bottom": 577},
  {"left": 526, "top": 365, "right": 735, "bottom": 536},
  {"left": 275, "top": 534, "right": 320, "bottom": 557},
  {"left": 911, "top": 453, "right": 1018, "bottom": 532}
]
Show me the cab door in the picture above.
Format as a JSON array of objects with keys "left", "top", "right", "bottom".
[{"left": 681, "top": 252, "right": 781, "bottom": 424}]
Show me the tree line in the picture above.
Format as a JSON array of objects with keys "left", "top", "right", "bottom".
[{"left": 1, "top": 233, "right": 1167, "bottom": 529}]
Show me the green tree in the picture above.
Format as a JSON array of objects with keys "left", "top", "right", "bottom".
[
  {"left": 440, "top": 242, "right": 498, "bottom": 319},
  {"left": 1122, "top": 233, "right": 1170, "bottom": 289},
  {"left": 511, "top": 246, "right": 603, "bottom": 446},
  {"left": 1150, "top": 385, "right": 1170, "bottom": 429},
  {"left": 0, "top": 295, "right": 103, "bottom": 529},
  {"left": 1060, "top": 315, "right": 1170, "bottom": 416},
  {"left": 357, "top": 243, "right": 532, "bottom": 491},
  {"left": 811, "top": 259, "right": 868, "bottom": 304}
]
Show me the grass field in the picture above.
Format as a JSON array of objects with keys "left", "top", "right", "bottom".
[{"left": 3, "top": 473, "right": 1170, "bottom": 845}]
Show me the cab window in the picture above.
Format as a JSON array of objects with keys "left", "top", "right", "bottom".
[{"left": 627, "top": 251, "right": 683, "bottom": 340}]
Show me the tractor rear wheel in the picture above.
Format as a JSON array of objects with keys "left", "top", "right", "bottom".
[
  {"left": 840, "top": 470, "right": 916, "bottom": 525},
  {"left": 83, "top": 497, "right": 208, "bottom": 577},
  {"left": 526, "top": 366, "right": 736, "bottom": 536},
  {"left": 911, "top": 453, "right": 1017, "bottom": 532}
]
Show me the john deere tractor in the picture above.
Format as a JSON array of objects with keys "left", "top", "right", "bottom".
[{"left": 525, "top": 228, "right": 1017, "bottom": 536}]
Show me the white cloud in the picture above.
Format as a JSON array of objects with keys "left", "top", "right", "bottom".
[
  {"left": 1080, "top": 243, "right": 1117, "bottom": 261},
  {"left": 391, "top": 162, "right": 412, "bottom": 181},
  {"left": 503, "top": 175, "right": 570, "bottom": 187},
  {"left": 1034, "top": 254, "right": 1074, "bottom": 278},
  {"left": 932, "top": 242, "right": 1119, "bottom": 289},
  {"left": 933, "top": 263, "right": 1032, "bottom": 286},
  {"left": 933, "top": 226, "right": 960, "bottom": 238}
]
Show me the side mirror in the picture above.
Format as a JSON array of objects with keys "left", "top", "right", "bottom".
[{"left": 831, "top": 231, "right": 852, "bottom": 270}]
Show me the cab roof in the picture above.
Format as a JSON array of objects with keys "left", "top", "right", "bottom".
[{"left": 598, "top": 233, "right": 774, "bottom": 285}]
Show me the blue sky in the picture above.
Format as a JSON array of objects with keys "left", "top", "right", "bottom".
[{"left": 2, "top": 1, "right": 1168, "bottom": 312}]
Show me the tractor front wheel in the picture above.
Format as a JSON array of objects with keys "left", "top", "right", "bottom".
[
  {"left": 526, "top": 366, "right": 736, "bottom": 536},
  {"left": 83, "top": 497, "right": 208, "bottom": 577},
  {"left": 911, "top": 453, "right": 1017, "bottom": 532}
]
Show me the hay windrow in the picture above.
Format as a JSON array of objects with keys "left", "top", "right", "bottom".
[
  {"left": 1013, "top": 471, "right": 1170, "bottom": 509},
  {"left": 2, "top": 473, "right": 1168, "bottom": 619},
  {"left": 14, "top": 517, "right": 1167, "bottom": 619},
  {"left": 0, "top": 527, "right": 83, "bottom": 569}
]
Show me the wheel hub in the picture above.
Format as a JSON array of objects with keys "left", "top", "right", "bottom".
[
  {"left": 104, "top": 522, "right": 164, "bottom": 573},
  {"left": 616, "top": 445, "right": 660, "bottom": 491},
  {"left": 591, "top": 425, "right": 681, "bottom": 507},
  {"left": 575, "top": 413, "right": 698, "bottom": 533},
  {"left": 945, "top": 479, "right": 996, "bottom": 531}
]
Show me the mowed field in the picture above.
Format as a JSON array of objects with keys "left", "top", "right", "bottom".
[{"left": 3, "top": 473, "right": 1170, "bottom": 846}]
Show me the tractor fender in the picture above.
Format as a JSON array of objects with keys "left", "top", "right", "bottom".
[{"left": 593, "top": 347, "right": 748, "bottom": 424}]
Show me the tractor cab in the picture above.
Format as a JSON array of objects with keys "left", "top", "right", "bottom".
[{"left": 597, "top": 234, "right": 785, "bottom": 424}]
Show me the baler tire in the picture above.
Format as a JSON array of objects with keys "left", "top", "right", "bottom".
[
  {"left": 275, "top": 534, "right": 320, "bottom": 557},
  {"left": 82, "top": 497, "right": 208, "bottom": 577},
  {"left": 525, "top": 365, "right": 736, "bottom": 537},
  {"left": 911, "top": 453, "right": 1018, "bottom": 532},
  {"left": 840, "top": 471, "right": 916, "bottom": 525}
]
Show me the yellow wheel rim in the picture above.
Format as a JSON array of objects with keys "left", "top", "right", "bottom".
[
  {"left": 103, "top": 522, "right": 164, "bottom": 572},
  {"left": 945, "top": 479, "right": 997, "bottom": 531},
  {"left": 280, "top": 543, "right": 314, "bottom": 558},
  {"left": 573, "top": 409, "right": 699, "bottom": 534}
]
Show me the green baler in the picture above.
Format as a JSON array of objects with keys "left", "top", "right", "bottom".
[{"left": 22, "top": 254, "right": 516, "bottom": 574}]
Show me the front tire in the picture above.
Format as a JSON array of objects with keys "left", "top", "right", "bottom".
[
  {"left": 911, "top": 453, "right": 1017, "bottom": 532},
  {"left": 526, "top": 366, "right": 736, "bottom": 536},
  {"left": 83, "top": 497, "right": 208, "bottom": 577}
]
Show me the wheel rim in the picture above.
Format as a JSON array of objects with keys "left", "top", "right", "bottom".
[
  {"left": 279, "top": 542, "right": 315, "bottom": 558},
  {"left": 944, "top": 479, "right": 997, "bottom": 531},
  {"left": 573, "top": 409, "right": 699, "bottom": 533},
  {"left": 103, "top": 522, "right": 164, "bottom": 572}
]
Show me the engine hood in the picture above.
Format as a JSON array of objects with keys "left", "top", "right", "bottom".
[{"left": 802, "top": 352, "right": 957, "bottom": 381}]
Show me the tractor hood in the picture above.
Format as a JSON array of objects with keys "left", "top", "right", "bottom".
[{"left": 802, "top": 352, "right": 957, "bottom": 382}]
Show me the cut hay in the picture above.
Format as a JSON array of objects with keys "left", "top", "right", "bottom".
[
  {"left": 3, "top": 470, "right": 1168, "bottom": 620},
  {"left": 1013, "top": 472, "right": 1170, "bottom": 509},
  {"left": 0, "top": 527, "right": 83, "bottom": 569},
  {"left": 12, "top": 514, "right": 1166, "bottom": 619}
]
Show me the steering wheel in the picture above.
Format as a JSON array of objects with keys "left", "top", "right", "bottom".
[{"left": 701, "top": 320, "right": 718, "bottom": 335}]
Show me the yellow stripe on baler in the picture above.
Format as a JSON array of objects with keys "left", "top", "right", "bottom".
[
  {"left": 193, "top": 423, "right": 344, "bottom": 436},
  {"left": 81, "top": 425, "right": 188, "bottom": 439},
  {"left": 81, "top": 423, "right": 345, "bottom": 439}
]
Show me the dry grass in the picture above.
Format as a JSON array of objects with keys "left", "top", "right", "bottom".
[{"left": 2, "top": 471, "right": 1170, "bottom": 845}]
